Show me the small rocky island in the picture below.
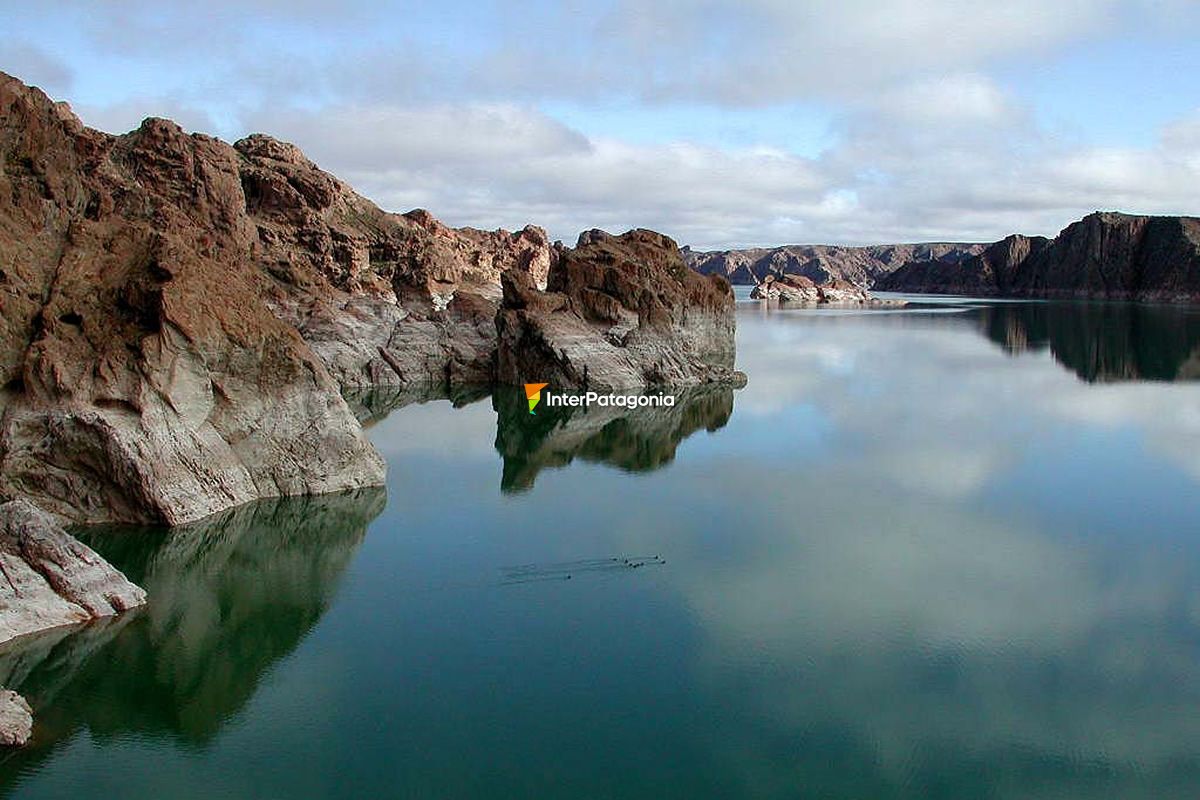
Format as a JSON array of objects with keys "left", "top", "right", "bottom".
[
  {"left": 748, "top": 273, "right": 894, "bottom": 305},
  {"left": 0, "top": 70, "right": 746, "bottom": 679}
]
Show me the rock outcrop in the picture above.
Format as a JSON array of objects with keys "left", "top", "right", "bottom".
[
  {"left": 0, "top": 71, "right": 556, "bottom": 525},
  {"left": 879, "top": 214, "right": 1200, "bottom": 302},
  {"left": 748, "top": 273, "right": 879, "bottom": 304},
  {"left": 0, "top": 500, "right": 145, "bottom": 646},
  {"left": 684, "top": 242, "right": 984, "bottom": 286},
  {"left": 0, "top": 688, "right": 31, "bottom": 746},
  {"left": 496, "top": 229, "right": 746, "bottom": 390}
]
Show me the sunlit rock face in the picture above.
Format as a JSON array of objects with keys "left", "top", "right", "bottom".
[
  {"left": 0, "top": 72, "right": 557, "bottom": 525},
  {"left": 0, "top": 500, "right": 146, "bottom": 647},
  {"left": 496, "top": 229, "right": 746, "bottom": 391},
  {"left": 748, "top": 274, "right": 879, "bottom": 304}
]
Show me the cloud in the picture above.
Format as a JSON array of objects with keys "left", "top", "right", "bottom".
[
  {"left": 16, "top": 1, "right": 1200, "bottom": 247},
  {"left": 0, "top": 42, "right": 73, "bottom": 92},
  {"left": 221, "top": 70, "right": 1200, "bottom": 248}
]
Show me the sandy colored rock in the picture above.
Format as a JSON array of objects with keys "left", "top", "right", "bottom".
[
  {"left": 0, "top": 688, "right": 32, "bottom": 746},
  {"left": 0, "top": 500, "right": 145, "bottom": 646},
  {"left": 749, "top": 273, "right": 882, "bottom": 304}
]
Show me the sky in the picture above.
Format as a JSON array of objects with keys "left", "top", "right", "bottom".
[{"left": 3, "top": 0, "right": 1199, "bottom": 249}]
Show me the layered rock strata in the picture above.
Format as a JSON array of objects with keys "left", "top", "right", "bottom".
[
  {"left": 0, "top": 71, "right": 557, "bottom": 525},
  {"left": 0, "top": 500, "right": 145, "bottom": 646},
  {"left": 496, "top": 229, "right": 746, "bottom": 390}
]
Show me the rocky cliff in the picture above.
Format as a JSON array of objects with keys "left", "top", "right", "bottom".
[
  {"left": 879, "top": 213, "right": 1200, "bottom": 301},
  {"left": 0, "top": 71, "right": 557, "bottom": 526},
  {"left": 496, "top": 229, "right": 746, "bottom": 390},
  {"left": 683, "top": 242, "right": 984, "bottom": 286}
]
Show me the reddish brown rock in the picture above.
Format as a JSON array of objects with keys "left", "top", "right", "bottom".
[
  {"left": 0, "top": 71, "right": 558, "bottom": 525},
  {"left": 684, "top": 242, "right": 984, "bottom": 286},
  {"left": 496, "top": 229, "right": 745, "bottom": 390}
]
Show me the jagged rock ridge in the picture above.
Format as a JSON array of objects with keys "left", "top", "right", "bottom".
[{"left": 683, "top": 242, "right": 985, "bottom": 286}]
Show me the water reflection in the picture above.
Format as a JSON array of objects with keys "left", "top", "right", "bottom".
[
  {"left": 0, "top": 489, "right": 383, "bottom": 783},
  {"left": 492, "top": 385, "right": 734, "bottom": 492},
  {"left": 975, "top": 302, "right": 1200, "bottom": 382},
  {"left": 342, "top": 384, "right": 490, "bottom": 427}
]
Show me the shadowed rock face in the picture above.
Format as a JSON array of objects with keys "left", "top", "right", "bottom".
[
  {"left": 878, "top": 234, "right": 1052, "bottom": 295},
  {"left": 880, "top": 213, "right": 1200, "bottom": 302},
  {"left": 496, "top": 229, "right": 746, "bottom": 390},
  {"left": 684, "top": 242, "right": 984, "bottom": 286},
  {"left": 976, "top": 302, "right": 1200, "bottom": 382},
  {"left": 492, "top": 384, "right": 734, "bottom": 492},
  {"left": 0, "top": 488, "right": 382, "bottom": 770},
  {"left": 0, "top": 72, "right": 555, "bottom": 525}
]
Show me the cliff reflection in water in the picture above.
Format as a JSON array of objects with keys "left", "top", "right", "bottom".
[
  {"left": 493, "top": 386, "right": 734, "bottom": 492},
  {"left": 977, "top": 301, "right": 1200, "bottom": 382},
  {"left": 0, "top": 489, "right": 384, "bottom": 781}
]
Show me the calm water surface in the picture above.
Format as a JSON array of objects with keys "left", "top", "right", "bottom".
[{"left": 4, "top": 293, "right": 1200, "bottom": 798}]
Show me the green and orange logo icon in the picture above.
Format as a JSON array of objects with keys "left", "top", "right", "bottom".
[{"left": 524, "top": 382, "right": 549, "bottom": 414}]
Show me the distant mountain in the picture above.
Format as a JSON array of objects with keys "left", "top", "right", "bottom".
[
  {"left": 682, "top": 242, "right": 985, "bottom": 286},
  {"left": 879, "top": 213, "right": 1200, "bottom": 302}
]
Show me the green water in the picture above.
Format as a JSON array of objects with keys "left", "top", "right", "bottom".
[{"left": 4, "top": 294, "right": 1200, "bottom": 798}]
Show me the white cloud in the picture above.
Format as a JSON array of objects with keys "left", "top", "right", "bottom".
[
  {"left": 21, "top": 1, "right": 1200, "bottom": 247},
  {"left": 220, "top": 71, "right": 1200, "bottom": 248}
]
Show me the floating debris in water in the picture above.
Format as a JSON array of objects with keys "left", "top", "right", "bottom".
[{"left": 499, "top": 555, "right": 666, "bottom": 585}]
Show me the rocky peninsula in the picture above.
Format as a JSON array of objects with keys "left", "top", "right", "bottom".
[{"left": 0, "top": 72, "right": 746, "bottom": 666}]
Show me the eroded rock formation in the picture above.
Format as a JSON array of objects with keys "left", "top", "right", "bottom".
[
  {"left": 0, "top": 500, "right": 146, "bottom": 646},
  {"left": 0, "top": 71, "right": 557, "bottom": 525},
  {"left": 496, "top": 229, "right": 746, "bottom": 390},
  {"left": 749, "top": 274, "right": 880, "bottom": 304}
]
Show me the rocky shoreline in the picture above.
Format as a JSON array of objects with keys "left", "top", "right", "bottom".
[{"left": 0, "top": 69, "right": 747, "bottom": 688}]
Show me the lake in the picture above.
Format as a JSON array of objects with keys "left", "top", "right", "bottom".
[{"left": 4, "top": 291, "right": 1200, "bottom": 798}]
